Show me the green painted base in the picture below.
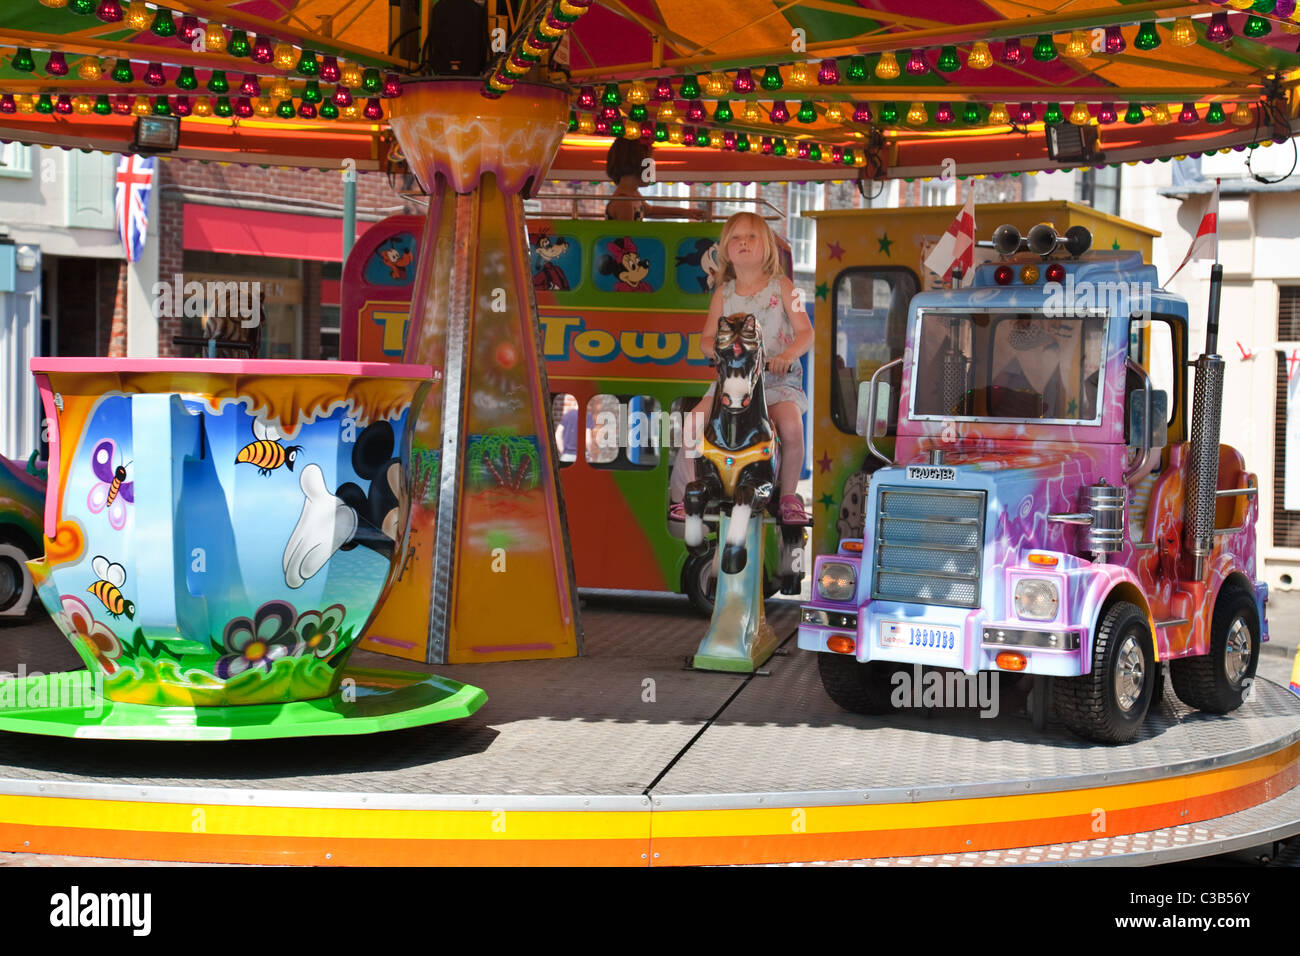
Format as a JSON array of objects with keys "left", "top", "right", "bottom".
[
  {"left": 0, "top": 667, "right": 486, "bottom": 741},
  {"left": 692, "top": 513, "right": 779, "bottom": 674}
]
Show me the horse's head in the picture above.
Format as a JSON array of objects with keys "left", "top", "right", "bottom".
[{"left": 714, "top": 312, "right": 764, "bottom": 414}]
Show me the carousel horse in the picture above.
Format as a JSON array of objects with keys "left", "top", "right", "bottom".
[{"left": 683, "top": 311, "right": 777, "bottom": 575}]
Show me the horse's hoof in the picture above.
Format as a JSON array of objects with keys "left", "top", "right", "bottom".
[{"left": 721, "top": 545, "right": 747, "bottom": 575}]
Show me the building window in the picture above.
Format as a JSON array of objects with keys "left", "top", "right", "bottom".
[
  {"left": 0, "top": 143, "right": 32, "bottom": 178},
  {"left": 715, "top": 181, "right": 758, "bottom": 220},
  {"left": 921, "top": 179, "right": 956, "bottom": 206},
  {"left": 1077, "top": 166, "right": 1121, "bottom": 216},
  {"left": 1275, "top": 287, "right": 1300, "bottom": 547},
  {"left": 787, "top": 182, "right": 823, "bottom": 273}
]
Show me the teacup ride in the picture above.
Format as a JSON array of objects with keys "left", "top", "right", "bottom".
[
  {"left": 683, "top": 313, "right": 806, "bottom": 673},
  {"left": 7, "top": 357, "right": 486, "bottom": 741}
]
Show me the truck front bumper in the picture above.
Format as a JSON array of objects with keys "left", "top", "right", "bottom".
[{"left": 799, "top": 600, "right": 1088, "bottom": 677}]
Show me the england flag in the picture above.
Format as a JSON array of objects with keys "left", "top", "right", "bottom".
[
  {"left": 115, "top": 154, "right": 154, "bottom": 263},
  {"left": 924, "top": 191, "right": 975, "bottom": 284}
]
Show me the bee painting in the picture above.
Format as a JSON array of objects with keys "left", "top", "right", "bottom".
[
  {"left": 89, "top": 555, "right": 135, "bottom": 621},
  {"left": 235, "top": 420, "right": 303, "bottom": 476},
  {"left": 87, "top": 438, "right": 133, "bottom": 530}
]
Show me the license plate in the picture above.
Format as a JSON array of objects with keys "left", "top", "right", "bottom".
[
  {"left": 906, "top": 465, "right": 955, "bottom": 482},
  {"left": 880, "top": 621, "right": 960, "bottom": 653}
]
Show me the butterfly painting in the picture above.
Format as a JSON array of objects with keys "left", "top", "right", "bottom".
[{"left": 87, "top": 438, "right": 133, "bottom": 530}]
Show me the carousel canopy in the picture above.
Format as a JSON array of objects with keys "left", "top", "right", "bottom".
[{"left": 0, "top": 1, "right": 1297, "bottom": 182}]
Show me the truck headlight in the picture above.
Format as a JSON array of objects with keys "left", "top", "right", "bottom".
[
  {"left": 817, "top": 562, "right": 856, "bottom": 602},
  {"left": 1014, "top": 579, "right": 1059, "bottom": 621}
]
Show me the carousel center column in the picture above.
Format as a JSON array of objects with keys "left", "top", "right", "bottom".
[{"left": 387, "top": 80, "right": 580, "bottom": 663}]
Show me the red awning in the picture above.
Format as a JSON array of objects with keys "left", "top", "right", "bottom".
[{"left": 183, "top": 205, "right": 372, "bottom": 262}]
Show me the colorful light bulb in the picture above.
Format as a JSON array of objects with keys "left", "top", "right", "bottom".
[
  {"left": 875, "top": 51, "right": 900, "bottom": 79},
  {"left": 797, "top": 100, "right": 816, "bottom": 122},
  {"left": 302, "top": 80, "right": 322, "bottom": 104},
  {"left": 1243, "top": 15, "right": 1271, "bottom": 37},
  {"left": 879, "top": 102, "right": 899, "bottom": 124},
  {"left": 818, "top": 58, "right": 840, "bottom": 84},
  {"left": 276, "top": 99, "right": 296, "bottom": 118},
  {"left": 797, "top": 141, "right": 810, "bottom": 160},
  {"left": 251, "top": 35, "right": 275, "bottom": 64},
  {"left": 11, "top": 49, "right": 34, "bottom": 73},
  {"left": 846, "top": 56, "right": 867, "bottom": 82},
  {"left": 907, "top": 101, "right": 928, "bottom": 124},
  {"left": 679, "top": 74, "right": 700, "bottom": 98},
  {"left": 967, "top": 40, "right": 993, "bottom": 70},
  {"left": 1001, "top": 38, "right": 1025, "bottom": 66},
  {"left": 1069, "top": 102, "right": 1091, "bottom": 124},
  {"left": 77, "top": 57, "right": 102, "bottom": 81},
  {"left": 298, "top": 101, "right": 317, "bottom": 119},
  {"left": 179, "top": 15, "right": 200, "bottom": 42},
  {"left": 1206, "top": 13, "right": 1232, "bottom": 43},
  {"left": 143, "top": 62, "right": 166, "bottom": 86},
  {"left": 732, "top": 69, "right": 755, "bottom": 94},
  {"left": 824, "top": 102, "right": 844, "bottom": 123},
  {"left": 213, "top": 96, "right": 233, "bottom": 117},
  {"left": 987, "top": 103, "right": 1009, "bottom": 125},
  {"left": 789, "top": 62, "right": 813, "bottom": 86},
  {"left": 628, "top": 103, "right": 646, "bottom": 121},
  {"left": 905, "top": 49, "right": 929, "bottom": 75},
  {"left": 151, "top": 95, "right": 170, "bottom": 115},
  {"left": 205, "top": 22, "right": 227, "bottom": 52},
  {"left": 1134, "top": 21, "right": 1161, "bottom": 49},
  {"left": 685, "top": 99, "right": 705, "bottom": 122},
  {"left": 93, "top": 94, "right": 111, "bottom": 115},
  {"left": 1017, "top": 102, "right": 1036, "bottom": 123},
  {"left": 54, "top": 94, "right": 73, "bottom": 115},
  {"left": 1064, "top": 30, "right": 1089, "bottom": 58},
  {"left": 191, "top": 96, "right": 211, "bottom": 116},
  {"left": 934, "top": 102, "right": 954, "bottom": 124},
  {"left": 150, "top": 7, "right": 176, "bottom": 37},
  {"left": 131, "top": 95, "right": 148, "bottom": 116},
  {"left": 852, "top": 102, "right": 872, "bottom": 123},
  {"left": 1178, "top": 102, "right": 1199, "bottom": 124},
  {"left": 1033, "top": 34, "right": 1057, "bottom": 61},
  {"left": 319, "top": 100, "right": 338, "bottom": 120},
  {"left": 238, "top": 73, "right": 259, "bottom": 96},
  {"left": 111, "top": 58, "right": 133, "bottom": 83},
  {"left": 124, "top": 2, "right": 148, "bottom": 31},
  {"left": 363, "top": 97, "right": 382, "bottom": 120},
  {"left": 271, "top": 79, "right": 292, "bottom": 100},
  {"left": 228, "top": 30, "right": 251, "bottom": 57},
  {"left": 936, "top": 45, "right": 960, "bottom": 72},
  {"left": 319, "top": 56, "right": 341, "bottom": 84},
  {"left": 704, "top": 72, "right": 727, "bottom": 97},
  {"left": 35, "top": 94, "right": 55, "bottom": 114},
  {"left": 1206, "top": 102, "right": 1227, "bottom": 124},
  {"left": 962, "top": 101, "right": 981, "bottom": 124},
  {"left": 333, "top": 85, "right": 353, "bottom": 107},
  {"left": 176, "top": 65, "right": 198, "bottom": 90},
  {"left": 173, "top": 95, "right": 191, "bottom": 116},
  {"left": 1149, "top": 103, "right": 1170, "bottom": 124},
  {"left": 95, "top": 0, "right": 124, "bottom": 21},
  {"left": 1097, "top": 102, "right": 1118, "bottom": 124},
  {"left": 1124, "top": 102, "right": 1144, "bottom": 124},
  {"left": 1171, "top": 17, "right": 1197, "bottom": 47},
  {"left": 1230, "top": 102, "right": 1253, "bottom": 125},
  {"left": 770, "top": 101, "right": 790, "bottom": 123},
  {"left": 1104, "top": 25, "right": 1126, "bottom": 54},
  {"left": 45, "top": 51, "right": 69, "bottom": 76},
  {"left": 713, "top": 100, "right": 733, "bottom": 123},
  {"left": 1043, "top": 102, "right": 1064, "bottom": 124},
  {"left": 113, "top": 93, "right": 132, "bottom": 114},
  {"left": 3, "top": 94, "right": 21, "bottom": 114},
  {"left": 207, "top": 70, "right": 228, "bottom": 93}
]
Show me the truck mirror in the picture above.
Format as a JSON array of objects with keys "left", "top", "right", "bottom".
[
  {"left": 856, "top": 379, "right": 892, "bottom": 439},
  {"left": 855, "top": 380, "right": 872, "bottom": 437},
  {"left": 1128, "top": 389, "right": 1168, "bottom": 450}
]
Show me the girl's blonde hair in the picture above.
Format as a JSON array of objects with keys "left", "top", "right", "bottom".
[{"left": 715, "top": 212, "right": 780, "bottom": 282}]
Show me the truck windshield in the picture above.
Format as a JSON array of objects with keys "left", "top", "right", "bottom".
[{"left": 911, "top": 311, "right": 1107, "bottom": 424}]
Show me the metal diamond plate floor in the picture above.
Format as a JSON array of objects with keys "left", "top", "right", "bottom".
[{"left": 0, "top": 594, "right": 1298, "bottom": 811}]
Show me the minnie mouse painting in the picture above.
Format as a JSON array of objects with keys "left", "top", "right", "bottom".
[{"left": 598, "top": 237, "right": 654, "bottom": 292}]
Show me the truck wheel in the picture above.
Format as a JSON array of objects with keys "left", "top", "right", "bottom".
[
  {"left": 1170, "top": 587, "right": 1260, "bottom": 714},
  {"left": 0, "top": 542, "right": 33, "bottom": 618},
  {"left": 682, "top": 551, "right": 717, "bottom": 617},
  {"left": 1057, "top": 601, "right": 1155, "bottom": 744},
  {"left": 817, "top": 651, "right": 897, "bottom": 715},
  {"left": 682, "top": 549, "right": 781, "bottom": 617}
]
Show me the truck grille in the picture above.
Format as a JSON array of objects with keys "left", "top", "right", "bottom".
[{"left": 871, "top": 487, "right": 985, "bottom": 608}]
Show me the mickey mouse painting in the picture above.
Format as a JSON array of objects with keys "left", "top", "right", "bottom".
[
  {"left": 599, "top": 237, "right": 654, "bottom": 292},
  {"left": 282, "top": 420, "right": 407, "bottom": 588}
]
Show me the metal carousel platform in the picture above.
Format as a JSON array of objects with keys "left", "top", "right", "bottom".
[{"left": 0, "top": 595, "right": 1297, "bottom": 867}]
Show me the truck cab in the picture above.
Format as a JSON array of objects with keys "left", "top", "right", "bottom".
[{"left": 800, "top": 224, "right": 1267, "bottom": 743}]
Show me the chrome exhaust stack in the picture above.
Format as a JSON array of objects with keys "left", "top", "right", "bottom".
[{"left": 1183, "top": 263, "right": 1225, "bottom": 580}]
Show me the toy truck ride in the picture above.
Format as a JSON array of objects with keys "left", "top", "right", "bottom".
[{"left": 799, "top": 221, "right": 1267, "bottom": 743}]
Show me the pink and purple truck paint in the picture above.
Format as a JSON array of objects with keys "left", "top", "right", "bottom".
[{"left": 799, "top": 248, "right": 1265, "bottom": 741}]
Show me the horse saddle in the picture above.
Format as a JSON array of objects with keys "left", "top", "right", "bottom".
[{"left": 698, "top": 432, "right": 774, "bottom": 498}]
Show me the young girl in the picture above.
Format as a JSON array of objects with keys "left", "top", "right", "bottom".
[{"left": 669, "top": 211, "right": 813, "bottom": 524}]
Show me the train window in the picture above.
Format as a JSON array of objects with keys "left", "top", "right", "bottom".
[
  {"left": 592, "top": 236, "right": 666, "bottom": 294},
  {"left": 530, "top": 234, "right": 582, "bottom": 292},
  {"left": 585, "top": 394, "right": 662, "bottom": 470},
  {"left": 829, "top": 267, "right": 919, "bottom": 435},
  {"left": 551, "top": 393, "right": 579, "bottom": 467}
]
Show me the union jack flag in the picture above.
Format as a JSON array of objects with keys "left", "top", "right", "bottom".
[{"left": 115, "top": 154, "right": 154, "bottom": 263}]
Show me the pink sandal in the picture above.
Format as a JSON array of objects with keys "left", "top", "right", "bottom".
[
  {"left": 668, "top": 501, "right": 686, "bottom": 522},
  {"left": 779, "top": 495, "right": 808, "bottom": 525}
]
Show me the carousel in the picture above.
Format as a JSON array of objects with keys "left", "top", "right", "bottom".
[{"left": 0, "top": 0, "right": 1296, "bottom": 866}]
